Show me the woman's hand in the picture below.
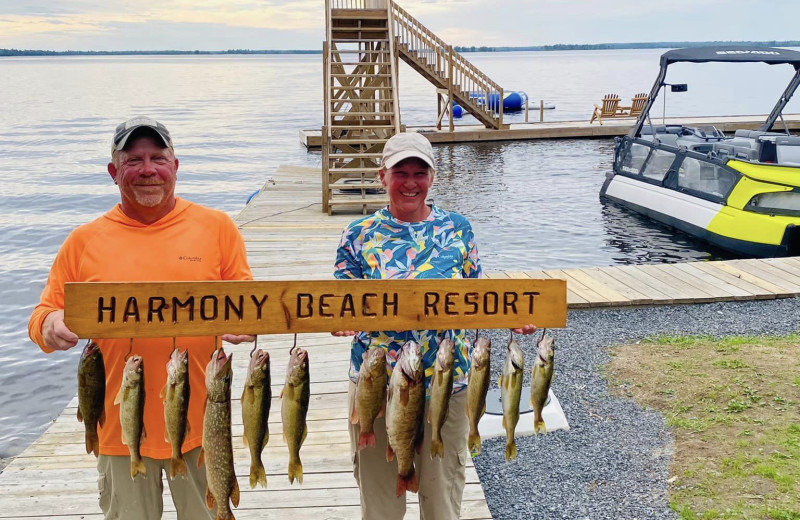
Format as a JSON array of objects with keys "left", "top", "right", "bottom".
[
  {"left": 511, "top": 324, "right": 537, "bottom": 335},
  {"left": 331, "top": 331, "right": 357, "bottom": 337}
]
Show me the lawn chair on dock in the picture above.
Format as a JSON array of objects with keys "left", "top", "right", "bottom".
[
  {"left": 589, "top": 94, "right": 624, "bottom": 124},
  {"left": 619, "top": 93, "right": 649, "bottom": 118}
]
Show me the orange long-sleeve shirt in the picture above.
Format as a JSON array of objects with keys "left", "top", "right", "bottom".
[{"left": 29, "top": 197, "right": 252, "bottom": 458}]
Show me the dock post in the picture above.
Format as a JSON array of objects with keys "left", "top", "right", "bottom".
[{"left": 540, "top": 99, "right": 544, "bottom": 122}]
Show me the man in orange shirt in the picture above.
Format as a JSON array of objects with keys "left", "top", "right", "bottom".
[{"left": 28, "top": 117, "right": 253, "bottom": 519}]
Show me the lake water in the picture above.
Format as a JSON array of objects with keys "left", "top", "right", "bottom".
[{"left": 1, "top": 49, "right": 799, "bottom": 458}]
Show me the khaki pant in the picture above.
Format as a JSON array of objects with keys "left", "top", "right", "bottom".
[
  {"left": 348, "top": 382, "right": 469, "bottom": 520},
  {"left": 97, "top": 447, "right": 214, "bottom": 520}
]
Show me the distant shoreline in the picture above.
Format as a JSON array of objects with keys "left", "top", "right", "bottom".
[{"left": 3, "top": 40, "right": 800, "bottom": 57}]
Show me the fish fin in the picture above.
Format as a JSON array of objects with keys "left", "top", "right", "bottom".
[
  {"left": 400, "top": 386, "right": 409, "bottom": 406},
  {"left": 159, "top": 384, "right": 167, "bottom": 400},
  {"left": 170, "top": 455, "right": 187, "bottom": 479},
  {"left": 242, "top": 431, "right": 249, "bottom": 448},
  {"left": 430, "top": 438, "right": 444, "bottom": 459},
  {"left": 206, "top": 487, "right": 215, "bottom": 509},
  {"left": 99, "top": 409, "right": 106, "bottom": 428},
  {"left": 83, "top": 431, "right": 92, "bottom": 455},
  {"left": 505, "top": 440, "right": 517, "bottom": 461},
  {"left": 231, "top": 477, "right": 240, "bottom": 507},
  {"left": 396, "top": 469, "right": 418, "bottom": 497},
  {"left": 358, "top": 432, "right": 375, "bottom": 450},
  {"left": 350, "top": 403, "right": 359, "bottom": 424},
  {"left": 377, "top": 401, "right": 385, "bottom": 419},
  {"left": 386, "top": 443, "right": 395, "bottom": 462},
  {"left": 250, "top": 460, "right": 267, "bottom": 489},
  {"left": 77, "top": 408, "right": 83, "bottom": 423},
  {"left": 468, "top": 432, "right": 482, "bottom": 455},
  {"left": 534, "top": 419, "right": 547, "bottom": 434},
  {"left": 113, "top": 385, "right": 125, "bottom": 406},
  {"left": 287, "top": 459, "right": 303, "bottom": 485},
  {"left": 130, "top": 458, "right": 146, "bottom": 479},
  {"left": 197, "top": 448, "right": 205, "bottom": 468}
]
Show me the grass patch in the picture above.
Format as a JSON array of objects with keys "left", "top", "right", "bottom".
[{"left": 606, "top": 333, "right": 800, "bottom": 518}]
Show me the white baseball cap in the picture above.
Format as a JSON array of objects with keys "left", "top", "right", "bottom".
[{"left": 381, "top": 132, "right": 435, "bottom": 170}]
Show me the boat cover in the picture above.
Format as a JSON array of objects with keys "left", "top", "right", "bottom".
[{"left": 662, "top": 46, "right": 800, "bottom": 69}]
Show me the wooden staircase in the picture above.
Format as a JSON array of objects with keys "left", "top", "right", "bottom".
[
  {"left": 323, "top": 0, "right": 401, "bottom": 214},
  {"left": 321, "top": 0, "right": 504, "bottom": 214}
]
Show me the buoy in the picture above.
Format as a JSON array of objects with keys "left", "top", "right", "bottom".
[{"left": 452, "top": 102, "right": 463, "bottom": 118}]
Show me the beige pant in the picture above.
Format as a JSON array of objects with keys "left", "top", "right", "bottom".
[
  {"left": 97, "top": 447, "right": 214, "bottom": 520},
  {"left": 348, "top": 382, "right": 469, "bottom": 520}
]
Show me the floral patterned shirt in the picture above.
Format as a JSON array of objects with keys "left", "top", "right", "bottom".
[{"left": 334, "top": 205, "right": 482, "bottom": 395}]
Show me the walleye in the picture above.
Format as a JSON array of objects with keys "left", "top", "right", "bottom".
[
  {"left": 530, "top": 331, "right": 555, "bottom": 434},
  {"left": 113, "top": 355, "right": 146, "bottom": 478},
  {"left": 201, "top": 348, "right": 239, "bottom": 520},
  {"left": 161, "top": 348, "right": 190, "bottom": 479},
  {"left": 385, "top": 340, "right": 425, "bottom": 496},
  {"left": 466, "top": 335, "right": 491, "bottom": 454},
  {"left": 500, "top": 336, "right": 524, "bottom": 460},
  {"left": 427, "top": 338, "right": 455, "bottom": 459},
  {"left": 77, "top": 341, "right": 105, "bottom": 457},
  {"left": 281, "top": 346, "right": 310, "bottom": 485},
  {"left": 241, "top": 348, "right": 271, "bottom": 489},
  {"left": 351, "top": 347, "right": 387, "bottom": 450}
]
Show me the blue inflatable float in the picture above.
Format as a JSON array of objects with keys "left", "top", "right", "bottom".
[
  {"left": 452, "top": 102, "right": 463, "bottom": 118},
  {"left": 469, "top": 91, "right": 528, "bottom": 112}
]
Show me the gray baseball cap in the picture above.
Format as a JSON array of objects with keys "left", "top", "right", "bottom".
[
  {"left": 381, "top": 132, "right": 435, "bottom": 170},
  {"left": 112, "top": 116, "right": 173, "bottom": 153}
]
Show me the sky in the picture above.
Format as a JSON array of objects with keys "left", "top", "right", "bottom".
[{"left": 1, "top": 0, "right": 799, "bottom": 52}]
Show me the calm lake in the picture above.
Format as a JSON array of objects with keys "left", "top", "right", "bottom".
[{"left": 1, "top": 49, "right": 798, "bottom": 458}]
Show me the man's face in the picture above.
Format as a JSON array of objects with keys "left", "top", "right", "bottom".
[{"left": 108, "top": 135, "right": 178, "bottom": 217}]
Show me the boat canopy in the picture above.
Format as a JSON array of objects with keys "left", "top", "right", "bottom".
[
  {"left": 661, "top": 46, "right": 800, "bottom": 69},
  {"left": 630, "top": 46, "right": 800, "bottom": 137}
]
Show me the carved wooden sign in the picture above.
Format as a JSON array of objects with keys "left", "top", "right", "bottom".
[{"left": 64, "top": 279, "right": 566, "bottom": 338}]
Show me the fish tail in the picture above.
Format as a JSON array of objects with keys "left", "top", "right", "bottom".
[
  {"left": 396, "top": 469, "right": 419, "bottom": 497},
  {"left": 250, "top": 460, "right": 267, "bottom": 489},
  {"left": 505, "top": 440, "right": 517, "bottom": 461},
  {"left": 467, "top": 430, "right": 482, "bottom": 455},
  {"left": 85, "top": 430, "right": 100, "bottom": 457},
  {"left": 130, "top": 457, "right": 146, "bottom": 479},
  {"left": 288, "top": 458, "right": 304, "bottom": 485},
  {"left": 430, "top": 438, "right": 444, "bottom": 459},
  {"left": 534, "top": 419, "right": 547, "bottom": 434},
  {"left": 215, "top": 505, "right": 236, "bottom": 520},
  {"left": 170, "top": 455, "right": 187, "bottom": 479},
  {"left": 358, "top": 432, "right": 376, "bottom": 450}
]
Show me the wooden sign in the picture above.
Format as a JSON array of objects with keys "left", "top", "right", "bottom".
[{"left": 64, "top": 279, "right": 566, "bottom": 338}]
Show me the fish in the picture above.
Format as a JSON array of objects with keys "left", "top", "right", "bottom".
[
  {"left": 500, "top": 336, "right": 525, "bottom": 460},
  {"left": 77, "top": 341, "right": 105, "bottom": 457},
  {"left": 113, "top": 355, "right": 146, "bottom": 478},
  {"left": 385, "top": 340, "right": 425, "bottom": 496},
  {"left": 281, "top": 346, "right": 310, "bottom": 485},
  {"left": 351, "top": 347, "right": 387, "bottom": 450},
  {"left": 427, "top": 338, "right": 455, "bottom": 459},
  {"left": 201, "top": 348, "right": 239, "bottom": 520},
  {"left": 530, "top": 331, "right": 555, "bottom": 434},
  {"left": 241, "top": 348, "right": 271, "bottom": 489},
  {"left": 161, "top": 348, "right": 190, "bottom": 479},
  {"left": 466, "top": 335, "right": 491, "bottom": 455}
]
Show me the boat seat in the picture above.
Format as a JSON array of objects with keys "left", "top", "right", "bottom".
[
  {"left": 733, "top": 129, "right": 783, "bottom": 139},
  {"left": 776, "top": 135, "right": 800, "bottom": 166}
]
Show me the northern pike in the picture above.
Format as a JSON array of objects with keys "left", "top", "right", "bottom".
[
  {"left": 466, "top": 335, "right": 491, "bottom": 454},
  {"left": 77, "top": 341, "right": 105, "bottom": 457},
  {"left": 427, "top": 338, "right": 455, "bottom": 459},
  {"left": 113, "top": 355, "right": 146, "bottom": 478},
  {"left": 161, "top": 348, "right": 190, "bottom": 479},
  {"left": 500, "top": 336, "right": 524, "bottom": 460},
  {"left": 351, "top": 347, "right": 387, "bottom": 450},
  {"left": 385, "top": 340, "right": 425, "bottom": 496},
  {"left": 281, "top": 346, "right": 310, "bottom": 485},
  {"left": 241, "top": 348, "right": 271, "bottom": 489},
  {"left": 201, "top": 348, "right": 239, "bottom": 520},
  {"left": 530, "top": 331, "right": 555, "bottom": 434}
]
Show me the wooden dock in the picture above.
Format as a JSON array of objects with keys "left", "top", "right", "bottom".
[
  {"left": 2, "top": 164, "right": 800, "bottom": 519},
  {"left": 301, "top": 113, "right": 800, "bottom": 148}
]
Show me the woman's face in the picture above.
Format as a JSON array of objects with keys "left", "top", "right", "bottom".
[{"left": 380, "top": 157, "right": 433, "bottom": 222}]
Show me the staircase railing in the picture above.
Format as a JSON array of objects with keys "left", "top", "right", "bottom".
[{"left": 390, "top": 0, "right": 503, "bottom": 127}]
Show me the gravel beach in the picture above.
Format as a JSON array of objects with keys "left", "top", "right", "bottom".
[{"left": 473, "top": 297, "right": 800, "bottom": 520}]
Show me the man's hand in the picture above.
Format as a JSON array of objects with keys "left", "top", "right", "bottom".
[
  {"left": 511, "top": 324, "right": 537, "bottom": 335},
  {"left": 43, "top": 310, "right": 80, "bottom": 351},
  {"left": 221, "top": 334, "right": 256, "bottom": 345}
]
